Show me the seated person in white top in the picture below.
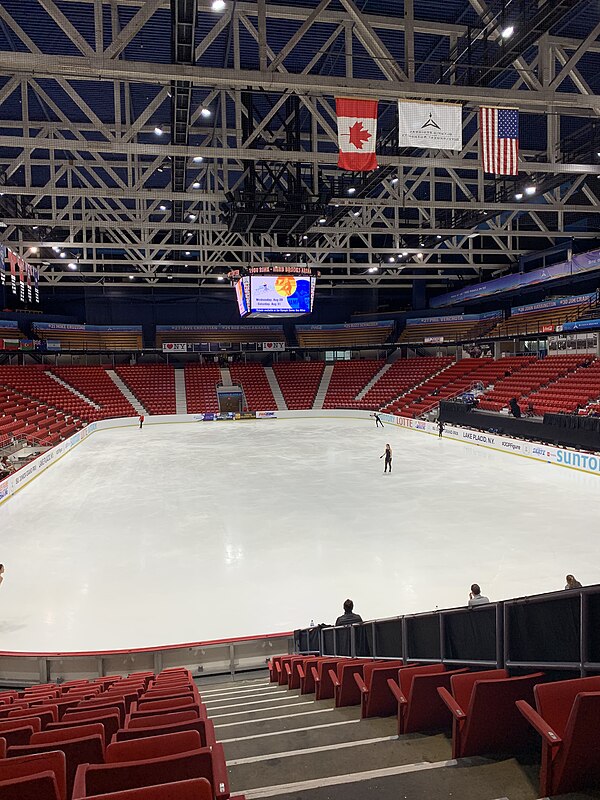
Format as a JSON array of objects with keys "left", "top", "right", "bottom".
[{"left": 468, "top": 583, "right": 489, "bottom": 607}]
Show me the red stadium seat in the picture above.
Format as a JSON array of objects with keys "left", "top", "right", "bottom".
[
  {"left": 0, "top": 724, "right": 35, "bottom": 747},
  {"left": 516, "top": 675, "right": 600, "bottom": 796},
  {"left": 48, "top": 711, "right": 120, "bottom": 745},
  {"left": 7, "top": 706, "right": 58, "bottom": 728},
  {"left": 437, "top": 669, "right": 544, "bottom": 758},
  {"left": 72, "top": 744, "right": 230, "bottom": 800},
  {"left": 329, "top": 659, "right": 374, "bottom": 708},
  {"left": 134, "top": 698, "right": 205, "bottom": 718},
  {"left": 285, "top": 657, "right": 310, "bottom": 690},
  {"left": 74, "top": 777, "right": 215, "bottom": 799},
  {"left": 387, "top": 664, "right": 468, "bottom": 734},
  {"left": 0, "top": 750, "right": 67, "bottom": 800},
  {"left": 66, "top": 701, "right": 126, "bottom": 727},
  {"left": 298, "top": 657, "right": 327, "bottom": 695},
  {"left": 105, "top": 730, "right": 202, "bottom": 763},
  {"left": 353, "top": 661, "right": 406, "bottom": 717},
  {"left": 0, "top": 771, "right": 62, "bottom": 800},
  {"left": 312, "top": 659, "right": 342, "bottom": 701},
  {"left": 114, "top": 718, "right": 216, "bottom": 749},
  {"left": 9, "top": 728, "right": 105, "bottom": 797},
  {"left": 268, "top": 656, "right": 282, "bottom": 683},
  {"left": 127, "top": 710, "right": 199, "bottom": 728}
]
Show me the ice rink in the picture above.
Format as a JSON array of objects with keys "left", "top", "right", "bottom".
[{"left": 1, "top": 416, "right": 598, "bottom": 653}]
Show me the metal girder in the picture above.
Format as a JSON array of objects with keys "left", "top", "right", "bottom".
[{"left": 0, "top": 0, "right": 598, "bottom": 292}]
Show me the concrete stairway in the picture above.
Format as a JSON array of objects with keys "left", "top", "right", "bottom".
[
  {"left": 220, "top": 367, "right": 233, "bottom": 387},
  {"left": 48, "top": 372, "right": 100, "bottom": 409},
  {"left": 355, "top": 363, "right": 392, "bottom": 400},
  {"left": 174, "top": 368, "right": 187, "bottom": 413},
  {"left": 313, "top": 364, "right": 334, "bottom": 410},
  {"left": 106, "top": 370, "right": 148, "bottom": 415},
  {"left": 265, "top": 366, "right": 287, "bottom": 411},
  {"left": 201, "top": 676, "right": 540, "bottom": 800}
]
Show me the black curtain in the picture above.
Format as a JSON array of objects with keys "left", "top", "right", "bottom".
[
  {"left": 508, "top": 596, "right": 580, "bottom": 663},
  {"left": 444, "top": 607, "right": 497, "bottom": 661}
]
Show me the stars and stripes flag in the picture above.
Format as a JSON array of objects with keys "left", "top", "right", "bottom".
[
  {"left": 479, "top": 106, "right": 519, "bottom": 175},
  {"left": 336, "top": 97, "right": 378, "bottom": 171}
]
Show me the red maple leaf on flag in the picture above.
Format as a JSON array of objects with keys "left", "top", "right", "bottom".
[{"left": 348, "top": 121, "right": 372, "bottom": 150}]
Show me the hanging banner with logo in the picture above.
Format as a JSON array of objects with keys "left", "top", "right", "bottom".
[
  {"left": 0, "top": 246, "right": 5, "bottom": 286},
  {"left": 262, "top": 341, "right": 286, "bottom": 352},
  {"left": 397, "top": 100, "right": 462, "bottom": 150},
  {"left": 2, "top": 247, "right": 40, "bottom": 303}
]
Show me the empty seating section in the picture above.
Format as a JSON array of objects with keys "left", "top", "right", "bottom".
[
  {"left": 229, "top": 364, "right": 276, "bottom": 410},
  {"left": 156, "top": 326, "right": 285, "bottom": 346},
  {"left": 477, "top": 355, "right": 588, "bottom": 412},
  {"left": 386, "top": 356, "right": 535, "bottom": 417},
  {"left": 0, "top": 669, "right": 245, "bottom": 800},
  {"left": 0, "top": 366, "right": 97, "bottom": 445},
  {"left": 399, "top": 316, "right": 497, "bottom": 344},
  {"left": 322, "top": 360, "right": 384, "bottom": 409},
  {"left": 184, "top": 365, "right": 220, "bottom": 413},
  {"left": 115, "top": 367, "right": 176, "bottom": 415},
  {"left": 360, "top": 357, "right": 451, "bottom": 410},
  {"left": 51, "top": 368, "right": 136, "bottom": 419},
  {"left": 486, "top": 299, "right": 592, "bottom": 338},
  {"left": 32, "top": 325, "right": 143, "bottom": 351},
  {"left": 272, "top": 362, "right": 324, "bottom": 409},
  {"left": 296, "top": 322, "right": 393, "bottom": 348},
  {"left": 0, "top": 320, "right": 23, "bottom": 340},
  {"left": 526, "top": 359, "right": 600, "bottom": 415}
]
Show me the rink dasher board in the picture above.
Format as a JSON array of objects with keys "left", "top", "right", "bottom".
[{"left": 1, "top": 409, "right": 599, "bottom": 506}]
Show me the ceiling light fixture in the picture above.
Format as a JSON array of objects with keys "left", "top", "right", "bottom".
[
  {"left": 217, "top": 275, "right": 225, "bottom": 281},
  {"left": 388, "top": 257, "right": 395, "bottom": 263},
  {"left": 212, "top": 0, "right": 226, "bottom": 11},
  {"left": 188, "top": 214, "right": 197, "bottom": 221},
  {"left": 154, "top": 126, "right": 163, "bottom": 136},
  {"left": 347, "top": 187, "right": 356, "bottom": 195},
  {"left": 416, "top": 252, "right": 423, "bottom": 259},
  {"left": 501, "top": 25, "right": 514, "bottom": 39},
  {"left": 59, "top": 252, "right": 66, "bottom": 258},
  {"left": 515, "top": 192, "right": 523, "bottom": 200},
  {"left": 200, "top": 107, "right": 211, "bottom": 118},
  {"left": 68, "top": 262, "right": 77, "bottom": 270},
  {"left": 30, "top": 246, "right": 39, "bottom": 253},
  {"left": 129, "top": 275, "right": 134, "bottom": 280},
  {"left": 185, "top": 251, "right": 191, "bottom": 255},
  {"left": 159, "top": 204, "right": 167, "bottom": 211},
  {"left": 436, "top": 235, "right": 442, "bottom": 239},
  {"left": 401, "top": 251, "right": 408, "bottom": 257},
  {"left": 525, "top": 185, "right": 536, "bottom": 196},
  {"left": 193, "top": 156, "right": 203, "bottom": 163},
  {"left": 390, "top": 178, "right": 399, "bottom": 185},
  {"left": 192, "top": 182, "right": 200, "bottom": 189},
  {"left": 318, "top": 217, "right": 327, "bottom": 224}
]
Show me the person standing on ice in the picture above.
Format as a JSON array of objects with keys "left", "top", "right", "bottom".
[
  {"left": 374, "top": 412, "right": 384, "bottom": 428},
  {"left": 380, "top": 443, "right": 392, "bottom": 473},
  {"left": 138, "top": 414, "right": 144, "bottom": 430}
]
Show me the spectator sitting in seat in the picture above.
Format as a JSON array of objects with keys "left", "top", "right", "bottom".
[
  {"left": 0, "top": 564, "right": 4, "bottom": 586},
  {"left": 335, "top": 599, "right": 363, "bottom": 626},
  {"left": 565, "top": 574, "right": 582, "bottom": 590},
  {"left": 468, "top": 583, "right": 490, "bottom": 607}
]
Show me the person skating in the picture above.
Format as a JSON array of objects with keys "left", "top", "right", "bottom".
[
  {"left": 438, "top": 419, "right": 444, "bottom": 438},
  {"left": 380, "top": 443, "right": 392, "bottom": 473},
  {"left": 374, "top": 413, "right": 384, "bottom": 428}
]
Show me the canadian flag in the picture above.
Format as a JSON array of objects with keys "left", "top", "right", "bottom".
[{"left": 336, "top": 97, "right": 378, "bottom": 171}]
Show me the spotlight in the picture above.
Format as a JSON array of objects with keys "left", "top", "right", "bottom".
[
  {"left": 416, "top": 252, "right": 423, "bottom": 259},
  {"left": 525, "top": 185, "right": 536, "bottom": 196},
  {"left": 68, "top": 262, "right": 77, "bottom": 270},
  {"left": 436, "top": 235, "right": 442, "bottom": 239},
  {"left": 192, "top": 182, "right": 200, "bottom": 189},
  {"left": 185, "top": 251, "right": 191, "bottom": 255},
  {"left": 52, "top": 246, "right": 60, "bottom": 253},
  {"left": 352, "top": 211, "right": 361, "bottom": 217},
  {"left": 193, "top": 156, "right": 203, "bottom": 163},
  {"left": 154, "top": 126, "right": 163, "bottom": 136},
  {"left": 159, "top": 204, "right": 167, "bottom": 211},
  {"left": 285, "top": 253, "right": 291, "bottom": 257},
  {"left": 211, "top": 0, "right": 226, "bottom": 11},
  {"left": 401, "top": 251, "right": 408, "bottom": 257},
  {"left": 59, "top": 252, "right": 66, "bottom": 258},
  {"left": 217, "top": 275, "right": 224, "bottom": 281},
  {"left": 188, "top": 214, "right": 197, "bottom": 221},
  {"left": 347, "top": 187, "right": 356, "bottom": 195},
  {"left": 30, "top": 246, "right": 39, "bottom": 253},
  {"left": 367, "top": 266, "right": 378, "bottom": 273},
  {"left": 501, "top": 25, "right": 514, "bottom": 39},
  {"left": 129, "top": 275, "right": 134, "bottom": 280},
  {"left": 200, "top": 108, "right": 211, "bottom": 118},
  {"left": 32, "top": 225, "right": 39, "bottom": 230},
  {"left": 390, "top": 177, "right": 399, "bottom": 185},
  {"left": 318, "top": 217, "right": 327, "bottom": 224},
  {"left": 514, "top": 192, "right": 523, "bottom": 200},
  {"left": 302, "top": 235, "right": 308, "bottom": 240},
  {"left": 388, "top": 256, "right": 395, "bottom": 263}
]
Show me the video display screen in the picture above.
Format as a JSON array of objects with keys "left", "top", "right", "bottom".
[{"left": 249, "top": 275, "right": 314, "bottom": 315}]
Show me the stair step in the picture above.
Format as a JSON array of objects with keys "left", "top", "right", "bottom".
[
  {"left": 313, "top": 364, "right": 334, "bottom": 410},
  {"left": 264, "top": 367, "right": 287, "bottom": 411},
  {"left": 106, "top": 370, "right": 148, "bottom": 415}
]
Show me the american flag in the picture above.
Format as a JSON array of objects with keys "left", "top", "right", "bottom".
[{"left": 479, "top": 107, "right": 519, "bottom": 176}]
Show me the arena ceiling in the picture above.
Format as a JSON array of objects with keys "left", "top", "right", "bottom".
[{"left": 0, "top": 0, "right": 599, "bottom": 292}]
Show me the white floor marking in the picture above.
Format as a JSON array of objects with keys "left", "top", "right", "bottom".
[
  {"left": 204, "top": 690, "right": 291, "bottom": 704},
  {"left": 240, "top": 758, "right": 457, "bottom": 798},
  {"left": 201, "top": 682, "right": 272, "bottom": 695},
  {"left": 210, "top": 701, "right": 314, "bottom": 719},
  {"left": 207, "top": 695, "right": 301, "bottom": 711},
  {"left": 227, "top": 735, "right": 397, "bottom": 765},
  {"left": 220, "top": 719, "right": 360, "bottom": 743},
  {"left": 215, "top": 708, "right": 333, "bottom": 728}
]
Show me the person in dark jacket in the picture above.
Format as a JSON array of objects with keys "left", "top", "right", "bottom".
[
  {"left": 380, "top": 443, "right": 392, "bottom": 473},
  {"left": 565, "top": 574, "right": 582, "bottom": 590},
  {"left": 335, "top": 599, "right": 363, "bottom": 626}
]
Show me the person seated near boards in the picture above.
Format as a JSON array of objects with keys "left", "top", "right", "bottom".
[
  {"left": 565, "top": 574, "right": 582, "bottom": 590},
  {"left": 335, "top": 599, "right": 363, "bottom": 626},
  {"left": 468, "top": 583, "right": 490, "bottom": 607}
]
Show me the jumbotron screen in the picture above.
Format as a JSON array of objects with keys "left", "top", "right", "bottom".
[{"left": 236, "top": 275, "right": 315, "bottom": 317}]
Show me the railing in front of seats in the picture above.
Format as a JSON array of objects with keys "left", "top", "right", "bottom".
[{"left": 295, "top": 583, "right": 600, "bottom": 677}]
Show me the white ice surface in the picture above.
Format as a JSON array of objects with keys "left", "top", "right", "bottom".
[{"left": 0, "top": 417, "right": 598, "bottom": 652}]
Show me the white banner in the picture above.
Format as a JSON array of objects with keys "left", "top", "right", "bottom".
[
  {"left": 398, "top": 101, "right": 462, "bottom": 150},
  {"left": 162, "top": 343, "right": 188, "bottom": 352},
  {"left": 262, "top": 341, "right": 286, "bottom": 351}
]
